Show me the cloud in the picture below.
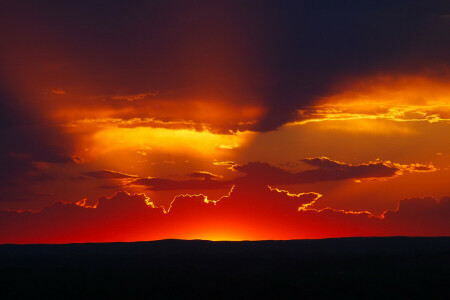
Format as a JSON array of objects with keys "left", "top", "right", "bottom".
[
  {"left": 2, "top": 1, "right": 449, "bottom": 133},
  {"left": 109, "top": 91, "right": 157, "bottom": 101},
  {"left": 267, "top": 186, "right": 323, "bottom": 210},
  {"left": 295, "top": 104, "right": 450, "bottom": 125},
  {"left": 0, "top": 89, "right": 74, "bottom": 192},
  {"left": 231, "top": 157, "right": 426, "bottom": 185},
  {"left": 380, "top": 196, "right": 450, "bottom": 235},
  {"left": 290, "top": 76, "right": 450, "bottom": 128},
  {"left": 83, "top": 170, "right": 138, "bottom": 179},
  {"left": 1, "top": 184, "right": 449, "bottom": 243},
  {"left": 395, "top": 163, "right": 438, "bottom": 174},
  {"left": 130, "top": 177, "right": 231, "bottom": 191},
  {"left": 51, "top": 89, "right": 66, "bottom": 95},
  {"left": 127, "top": 157, "right": 435, "bottom": 192},
  {"left": 187, "top": 171, "right": 222, "bottom": 180},
  {"left": 0, "top": 191, "right": 164, "bottom": 243},
  {"left": 63, "top": 111, "right": 259, "bottom": 135}
]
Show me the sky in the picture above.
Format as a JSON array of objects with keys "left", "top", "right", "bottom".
[{"left": 0, "top": 0, "right": 449, "bottom": 243}]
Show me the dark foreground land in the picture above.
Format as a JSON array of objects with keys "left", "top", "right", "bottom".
[{"left": 0, "top": 237, "right": 449, "bottom": 299}]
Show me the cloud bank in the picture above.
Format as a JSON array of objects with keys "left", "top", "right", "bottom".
[{"left": 1, "top": 184, "right": 448, "bottom": 243}]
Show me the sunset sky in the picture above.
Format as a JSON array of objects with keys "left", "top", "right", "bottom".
[{"left": 1, "top": 0, "right": 449, "bottom": 243}]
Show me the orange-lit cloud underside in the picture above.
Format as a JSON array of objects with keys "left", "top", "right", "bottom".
[{"left": 292, "top": 76, "right": 450, "bottom": 126}]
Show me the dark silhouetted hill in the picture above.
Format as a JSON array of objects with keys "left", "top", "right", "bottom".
[{"left": 0, "top": 237, "right": 449, "bottom": 299}]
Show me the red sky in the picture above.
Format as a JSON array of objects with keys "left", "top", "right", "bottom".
[{"left": 0, "top": 0, "right": 449, "bottom": 243}]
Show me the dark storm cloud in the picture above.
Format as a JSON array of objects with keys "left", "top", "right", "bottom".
[
  {"left": 0, "top": 88, "right": 73, "bottom": 189},
  {"left": 252, "top": 0, "right": 450, "bottom": 130},
  {"left": 2, "top": 0, "right": 448, "bottom": 131}
]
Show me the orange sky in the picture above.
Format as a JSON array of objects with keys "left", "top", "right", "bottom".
[{"left": 0, "top": 1, "right": 449, "bottom": 243}]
